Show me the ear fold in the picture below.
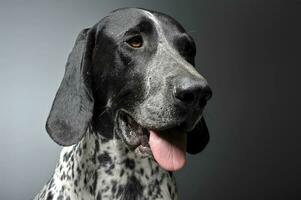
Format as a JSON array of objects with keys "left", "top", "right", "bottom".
[
  {"left": 186, "top": 117, "right": 210, "bottom": 154},
  {"left": 46, "top": 28, "right": 95, "bottom": 146}
]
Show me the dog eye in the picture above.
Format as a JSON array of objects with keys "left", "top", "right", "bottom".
[{"left": 126, "top": 35, "right": 143, "bottom": 48}]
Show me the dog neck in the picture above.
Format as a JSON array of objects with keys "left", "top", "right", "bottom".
[{"left": 52, "top": 127, "right": 178, "bottom": 199}]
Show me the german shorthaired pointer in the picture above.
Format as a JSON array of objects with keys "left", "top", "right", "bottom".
[{"left": 34, "top": 7, "right": 212, "bottom": 200}]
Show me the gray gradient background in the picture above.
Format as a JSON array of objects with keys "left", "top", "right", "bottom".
[{"left": 0, "top": 0, "right": 300, "bottom": 199}]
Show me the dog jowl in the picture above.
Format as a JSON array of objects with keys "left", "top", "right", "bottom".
[{"left": 39, "top": 7, "right": 212, "bottom": 200}]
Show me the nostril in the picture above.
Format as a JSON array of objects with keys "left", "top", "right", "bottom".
[
  {"left": 174, "top": 78, "right": 212, "bottom": 106},
  {"left": 198, "top": 87, "right": 212, "bottom": 106},
  {"left": 176, "top": 91, "right": 195, "bottom": 104}
]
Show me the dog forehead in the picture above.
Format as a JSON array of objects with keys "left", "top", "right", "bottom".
[{"left": 97, "top": 8, "right": 186, "bottom": 38}]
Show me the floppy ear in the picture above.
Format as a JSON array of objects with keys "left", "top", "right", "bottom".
[
  {"left": 186, "top": 117, "right": 210, "bottom": 154},
  {"left": 46, "top": 28, "right": 95, "bottom": 146}
]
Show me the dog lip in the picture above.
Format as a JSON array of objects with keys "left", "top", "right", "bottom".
[
  {"left": 117, "top": 109, "right": 185, "bottom": 154},
  {"left": 135, "top": 145, "right": 152, "bottom": 157},
  {"left": 116, "top": 109, "right": 150, "bottom": 149},
  {"left": 117, "top": 109, "right": 190, "bottom": 136}
]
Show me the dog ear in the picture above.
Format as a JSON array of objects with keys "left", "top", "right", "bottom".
[
  {"left": 186, "top": 117, "right": 210, "bottom": 154},
  {"left": 46, "top": 28, "right": 95, "bottom": 146}
]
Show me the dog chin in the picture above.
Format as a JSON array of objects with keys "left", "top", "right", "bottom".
[{"left": 115, "top": 109, "right": 188, "bottom": 171}]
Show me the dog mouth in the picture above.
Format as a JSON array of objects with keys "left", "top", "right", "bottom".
[{"left": 116, "top": 110, "right": 187, "bottom": 171}]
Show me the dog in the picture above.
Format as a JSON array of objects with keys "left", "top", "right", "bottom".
[{"left": 34, "top": 7, "right": 212, "bottom": 200}]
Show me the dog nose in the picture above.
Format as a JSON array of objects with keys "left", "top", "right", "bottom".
[{"left": 174, "top": 78, "right": 212, "bottom": 107}]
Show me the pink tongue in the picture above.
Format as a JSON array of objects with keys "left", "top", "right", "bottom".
[{"left": 149, "top": 130, "right": 187, "bottom": 171}]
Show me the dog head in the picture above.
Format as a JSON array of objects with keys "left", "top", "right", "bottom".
[{"left": 46, "top": 8, "right": 212, "bottom": 171}]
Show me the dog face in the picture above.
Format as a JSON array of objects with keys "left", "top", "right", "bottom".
[{"left": 46, "top": 8, "right": 212, "bottom": 171}]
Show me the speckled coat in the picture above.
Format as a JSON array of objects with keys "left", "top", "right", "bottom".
[{"left": 34, "top": 128, "right": 178, "bottom": 200}]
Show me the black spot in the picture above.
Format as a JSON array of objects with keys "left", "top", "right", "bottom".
[
  {"left": 60, "top": 172, "right": 66, "bottom": 180},
  {"left": 168, "top": 184, "right": 172, "bottom": 194},
  {"left": 93, "top": 140, "right": 100, "bottom": 164},
  {"left": 83, "top": 143, "right": 87, "bottom": 149},
  {"left": 71, "top": 166, "right": 74, "bottom": 178},
  {"left": 140, "top": 168, "right": 144, "bottom": 175},
  {"left": 74, "top": 180, "right": 78, "bottom": 187},
  {"left": 111, "top": 180, "right": 117, "bottom": 193},
  {"left": 97, "top": 152, "right": 112, "bottom": 166},
  {"left": 92, "top": 172, "right": 98, "bottom": 195},
  {"left": 63, "top": 151, "right": 72, "bottom": 162},
  {"left": 121, "top": 176, "right": 143, "bottom": 200},
  {"left": 63, "top": 152, "right": 68, "bottom": 162},
  {"left": 159, "top": 173, "right": 165, "bottom": 183},
  {"left": 105, "top": 164, "right": 115, "bottom": 175},
  {"left": 117, "top": 185, "right": 124, "bottom": 198},
  {"left": 76, "top": 166, "right": 82, "bottom": 175},
  {"left": 97, "top": 192, "right": 102, "bottom": 200},
  {"left": 95, "top": 140, "right": 100, "bottom": 152},
  {"left": 155, "top": 179, "right": 160, "bottom": 186},
  {"left": 124, "top": 158, "right": 135, "bottom": 170},
  {"left": 120, "top": 169, "right": 125, "bottom": 177},
  {"left": 46, "top": 191, "right": 53, "bottom": 200},
  {"left": 155, "top": 180, "right": 161, "bottom": 195}
]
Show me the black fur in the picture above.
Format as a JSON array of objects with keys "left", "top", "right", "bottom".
[{"left": 46, "top": 28, "right": 95, "bottom": 146}]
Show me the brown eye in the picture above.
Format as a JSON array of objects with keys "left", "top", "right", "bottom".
[{"left": 126, "top": 35, "right": 143, "bottom": 48}]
